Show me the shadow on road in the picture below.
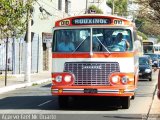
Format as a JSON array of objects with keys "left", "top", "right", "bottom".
[
  {"left": 61, "top": 96, "right": 121, "bottom": 111},
  {"left": 0, "top": 95, "right": 122, "bottom": 111}
]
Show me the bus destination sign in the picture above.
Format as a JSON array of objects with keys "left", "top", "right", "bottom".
[
  {"left": 143, "top": 42, "right": 153, "bottom": 45},
  {"left": 72, "top": 18, "right": 111, "bottom": 25}
]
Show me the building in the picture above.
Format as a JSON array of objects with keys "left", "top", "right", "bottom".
[
  {"left": 0, "top": 0, "right": 111, "bottom": 74},
  {"left": 127, "top": 0, "right": 139, "bottom": 21}
]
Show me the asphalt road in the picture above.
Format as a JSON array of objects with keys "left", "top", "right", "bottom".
[{"left": 0, "top": 70, "right": 158, "bottom": 120}]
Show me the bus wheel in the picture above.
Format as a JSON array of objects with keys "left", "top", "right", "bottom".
[
  {"left": 131, "top": 92, "right": 136, "bottom": 100},
  {"left": 131, "top": 95, "right": 135, "bottom": 100},
  {"left": 58, "top": 96, "right": 69, "bottom": 108},
  {"left": 121, "top": 97, "right": 130, "bottom": 109}
]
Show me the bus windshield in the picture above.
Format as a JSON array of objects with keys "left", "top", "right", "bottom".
[
  {"left": 53, "top": 28, "right": 132, "bottom": 52},
  {"left": 143, "top": 42, "right": 154, "bottom": 54}
]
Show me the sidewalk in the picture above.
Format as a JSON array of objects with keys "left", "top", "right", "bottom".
[
  {"left": 149, "top": 89, "right": 160, "bottom": 116},
  {"left": 0, "top": 71, "right": 51, "bottom": 94}
]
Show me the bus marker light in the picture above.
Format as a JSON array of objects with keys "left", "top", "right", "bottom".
[
  {"left": 58, "top": 89, "right": 63, "bottom": 93},
  {"left": 119, "top": 89, "right": 124, "bottom": 94}
]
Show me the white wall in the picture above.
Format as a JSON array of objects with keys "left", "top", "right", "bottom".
[
  {"left": 70, "top": 0, "right": 112, "bottom": 16},
  {"left": 31, "top": 0, "right": 61, "bottom": 35},
  {"left": 69, "top": 0, "right": 86, "bottom": 16},
  {"left": 31, "top": 0, "right": 112, "bottom": 35}
]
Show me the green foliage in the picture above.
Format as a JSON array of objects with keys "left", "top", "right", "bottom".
[
  {"left": 136, "top": 0, "right": 160, "bottom": 40},
  {"left": 88, "top": 5, "right": 103, "bottom": 14},
  {"left": 106, "top": 0, "right": 112, "bottom": 8},
  {"left": 0, "top": 0, "right": 35, "bottom": 38},
  {"left": 157, "top": 35, "right": 160, "bottom": 43},
  {"left": 135, "top": 19, "right": 144, "bottom": 30},
  {"left": 137, "top": 31, "right": 148, "bottom": 40},
  {"left": 106, "top": 0, "right": 128, "bottom": 16},
  {"left": 136, "top": 17, "right": 160, "bottom": 38}
]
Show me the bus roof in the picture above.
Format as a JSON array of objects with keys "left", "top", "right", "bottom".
[
  {"left": 55, "top": 14, "right": 135, "bottom": 28},
  {"left": 143, "top": 41, "right": 154, "bottom": 45}
]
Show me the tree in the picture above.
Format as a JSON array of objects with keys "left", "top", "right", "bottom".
[
  {"left": 0, "top": 0, "right": 35, "bottom": 83},
  {"left": 137, "top": 31, "right": 148, "bottom": 40},
  {"left": 0, "top": 0, "right": 34, "bottom": 39},
  {"left": 88, "top": 5, "right": 103, "bottom": 14},
  {"left": 149, "top": 0, "right": 160, "bottom": 17},
  {"left": 135, "top": 0, "right": 160, "bottom": 24},
  {"left": 106, "top": 0, "right": 128, "bottom": 16},
  {"left": 157, "top": 35, "right": 160, "bottom": 43},
  {"left": 134, "top": 0, "right": 160, "bottom": 36}
]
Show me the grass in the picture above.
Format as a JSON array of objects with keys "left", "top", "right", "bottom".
[
  {"left": 0, "top": 75, "right": 16, "bottom": 80},
  {"left": 32, "top": 83, "right": 38, "bottom": 86}
]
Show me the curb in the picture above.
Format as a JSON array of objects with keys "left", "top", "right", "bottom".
[
  {"left": 149, "top": 89, "right": 160, "bottom": 114},
  {"left": 0, "top": 78, "right": 51, "bottom": 94}
]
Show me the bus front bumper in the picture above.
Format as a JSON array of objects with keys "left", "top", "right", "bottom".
[{"left": 51, "top": 86, "right": 136, "bottom": 97}]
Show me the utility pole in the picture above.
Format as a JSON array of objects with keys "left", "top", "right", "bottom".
[
  {"left": 24, "top": 1, "right": 31, "bottom": 82},
  {"left": 85, "top": 0, "right": 88, "bottom": 14},
  {"left": 112, "top": 0, "right": 115, "bottom": 15},
  {"left": 12, "top": 31, "right": 16, "bottom": 74},
  {"left": 5, "top": 37, "right": 8, "bottom": 86}
]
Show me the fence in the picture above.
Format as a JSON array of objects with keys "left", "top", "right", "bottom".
[{"left": 0, "top": 33, "right": 41, "bottom": 74}]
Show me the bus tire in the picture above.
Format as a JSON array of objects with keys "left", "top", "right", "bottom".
[
  {"left": 131, "top": 95, "right": 135, "bottom": 100},
  {"left": 58, "top": 96, "right": 69, "bottom": 108},
  {"left": 131, "top": 92, "right": 136, "bottom": 100},
  {"left": 121, "top": 97, "right": 130, "bottom": 109}
]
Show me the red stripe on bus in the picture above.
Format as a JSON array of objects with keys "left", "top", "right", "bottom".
[{"left": 52, "top": 52, "right": 137, "bottom": 58}]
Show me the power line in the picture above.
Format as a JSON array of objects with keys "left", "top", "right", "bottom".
[
  {"left": 37, "top": 0, "right": 86, "bottom": 16},
  {"left": 35, "top": 0, "right": 63, "bottom": 19},
  {"left": 38, "top": 0, "right": 59, "bottom": 11}
]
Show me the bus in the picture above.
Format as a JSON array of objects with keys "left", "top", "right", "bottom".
[
  {"left": 143, "top": 41, "right": 154, "bottom": 54},
  {"left": 51, "top": 14, "right": 141, "bottom": 109}
]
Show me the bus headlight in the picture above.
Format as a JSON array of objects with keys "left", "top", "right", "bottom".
[
  {"left": 121, "top": 76, "right": 129, "bottom": 84},
  {"left": 111, "top": 76, "right": 120, "bottom": 84},
  {"left": 109, "top": 73, "right": 134, "bottom": 85},
  {"left": 55, "top": 75, "right": 62, "bottom": 82},
  {"left": 145, "top": 69, "right": 151, "bottom": 73},
  {"left": 64, "top": 75, "right": 72, "bottom": 82}
]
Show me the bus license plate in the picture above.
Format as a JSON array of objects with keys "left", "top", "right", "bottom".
[{"left": 84, "top": 89, "right": 97, "bottom": 93}]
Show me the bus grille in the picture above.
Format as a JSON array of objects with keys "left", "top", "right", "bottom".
[{"left": 64, "top": 62, "right": 120, "bottom": 86}]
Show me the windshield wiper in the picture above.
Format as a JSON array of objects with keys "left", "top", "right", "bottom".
[
  {"left": 72, "top": 38, "right": 87, "bottom": 53},
  {"left": 95, "top": 36, "right": 111, "bottom": 54},
  {"left": 73, "top": 36, "right": 111, "bottom": 54}
]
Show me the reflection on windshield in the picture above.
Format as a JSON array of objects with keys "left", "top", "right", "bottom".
[
  {"left": 145, "top": 54, "right": 158, "bottom": 60},
  {"left": 53, "top": 28, "right": 132, "bottom": 52},
  {"left": 139, "top": 58, "right": 149, "bottom": 65}
]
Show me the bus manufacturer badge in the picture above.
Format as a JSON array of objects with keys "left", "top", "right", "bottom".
[{"left": 82, "top": 65, "right": 102, "bottom": 69}]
